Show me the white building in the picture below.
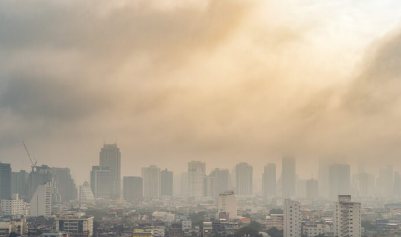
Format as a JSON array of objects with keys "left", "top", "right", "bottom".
[
  {"left": 218, "top": 191, "right": 237, "bottom": 219},
  {"left": 30, "top": 181, "right": 52, "bottom": 217},
  {"left": 188, "top": 161, "right": 205, "bottom": 198},
  {"left": 182, "top": 221, "right": 192, "bottom": 233},
  {"left": 333, "top": 195, "right": 361, "bottom": 237},
  {"left": 79, "top": 181, "right": 95, "bottom": 203},
  {"left": 56, "top": 216, "right": 94, "bottom": 237},
  {"left": 284, "top": 199, "right": 301, "bottom": 237},
  {"left": 304, "top": 224, "right": 327, "bottom": 237},
  {"left": 1, "top": 194, "right": 29, "bottom": 216},
  {"left": 152, "top": 211, "right": 175, "bottom": 222}
]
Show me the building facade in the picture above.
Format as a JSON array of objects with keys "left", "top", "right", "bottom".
[
  {"left": 161, "top": 169, "right": 173, "bottom": 197},
  {"left": 123, "top": 176, "right": 143, "bottom": 202},
  {"left": 282, "top": 157, "right": 296, "bottom": 198},
  {"left": 142, "top": 166, "right": 161, "bottom": 199},
  {"left": 218, "top": 191, "right": 237, "bottom": 219},
  {"left": 188, "top": 161, "right": 205, "bottom": 198},
  {"left": 90, "top": 166, "right": 111, "bottom": 199},
  {"left": 333, "top": 195, "right": 361, "bottom": 237},
  {"left": 30, "top": 181, "right": 52, "bottom": 217},
  {"left": 262, "top": 163, "right": 276, "bottom": 199},
  {"left": 56, "top": 216, "right": 94, "bottom": 237},
  {"left": 0, "top": 163, "right": 11, "bottom": 201},
  {"left": 284, "top": 199, "right": 301, "bottom": 237},
  {"left": 99, "top": 144, "right": 121, "bottom": 199},
  {"left": 235, "top": 163, "right": 253, "bottom": 197}
]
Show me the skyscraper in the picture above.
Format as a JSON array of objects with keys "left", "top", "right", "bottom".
[
  {"left": 333, "top": 195, "right": 361, "bottom": 237},
  {"left": 377, "top": 165, "right": 394, "bottom": 198},
  {"left": 123, "top": 176, "right": 143, "bottom": 202},
  {"left": 30, "top": 181, "right": 52, "bottom": 217},
  {"left": 209, "top": 168, "right": 229, "bottom": 199},
  {"left": 329, "top": 164, "right": 350, "bottom": 200},
  {"left": 318, "top": 159, "right": 330, "bottom": 198},
  {"left": 27, "top": 165, "right": 53, "bottom": 202},
  {"left": 99, "top": 144, "right": 121, "bottom": 199},
  {"left": 282, "top": 157, "right": 296, "bottom": 198},
  {"left": 262, "top": 163, "right": 276, "bottom": 199},
  {"left": 90, "top": 166, "right": 111, "bottom": 199},
  {"left": 306, "top": 178, "right": 318, "bottom": 199},
  {"left": 284, "top": 199, "right": 301, "bottom": 237},
  {"left": 11, "top": 170, "right": 28, "bottom": 201},
  {"left": 188, "top": 161, "right": 205, "bottom": 198},
  {"left": 50, "top": 167, "right": 77, "bottom": 202},
  {"left": 141, "top": 165, "right": 161, "bottom": 199},
  {"left": 235, "top": 163, "right": 253, "bottom": 197},
  {"left": 161, "top": 169, "right": 173, "bottom": 197},
  {"left": 180, "top": 172, "right": 189, "bottom": 197},
  {"left": 0, "top": 163, "right": 11, "bottom": 200}
]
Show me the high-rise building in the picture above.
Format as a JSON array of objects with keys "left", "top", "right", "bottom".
[
  {"left": 354, "top": 172, "right": 375, "bottom": 198},
  {"left": 329, "top": 164, "right": 350, "bottom": 200},
  {"left": 394, "top": 172, "right": 401, "bottom": 197},
  {"left": 318, "top": 159, "right": 330, "bottom": 199},
  {"left": 123, "top": 176, "right": 143, "bottom": 202},
  {"left": 262, "top": 163, "right": 276, "bottom": 200},
  {"left": 210, "top": 169, "right": 229, "bottom": 199},
  {"left": 79, "top": 181, "right": 95, "bottom": 203},
  {"left": 0, "top": 163, "right": 11, "bottom": 200},
  {"left": 99, "top": 144, "right": 121, "bottom": 199},
  {"left": 180, "top": 172, "right": 189, "bottom": 197},
  {"left": 56, "top": 216, "right": 94, "bottom": 237},
  {"left": 141, "top": 165, "right": 161, "bottom": 199},
  {"left": 284, "top": 199, "right": 301, "bottom": 237},
  {"left": 161, "top": 169, "right": 173, "bottom": 197},
  {"left": 377, "top": 165, "right": 394, "bottom": 198},
  {"left": 235, "top": 163, "right": 253, "bottom": 197},
  {"left": 282, "top": 157, "right": 296, "bottom": 198},
  {"left": 306, "top": 179, "right": 318, "bottom": 199},
  {"left": 30, "top": 181, "right": 52, "bottom": 217},
  {"left": 90, "top": 166, "right": 111, "bottom": 199},
  {"left": 204, "top": 175, "right": 215, "bottom": 198},
  {"left": 296, "top": 178, "right": 307, "bottom": 198},
  {"left": 11, "top": 170, "right": 28, "bottom": 201},
  {"left": 333, "top": 195, "right": 361, "bottom": 237},
  {"left": 27, "top": 165, "right": 53, "bottom": 202},
  {"left": 218, "top": 191, "right": 237, "bottom": 219},
  {"left": 188, "top": 161, "right": 205, "bottom": 198},
  {"left": 50, "top": 167, "right": 77, "bottom": 202}
]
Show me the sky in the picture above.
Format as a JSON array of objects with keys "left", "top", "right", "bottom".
[{"left": 2, "top": 0, "right": 401, "bottom": 184}]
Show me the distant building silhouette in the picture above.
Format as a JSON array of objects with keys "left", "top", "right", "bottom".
[
  {"left": 306, "top": 178, "right": 318, "bottom": 199},
  {"left": 161, "top": 169, "right": 173, "bottom": 197},
  {"left": 282, "top": 157, "right": 296, "bottom": 198},
  {"left": 235, "top": 162, "right": 253, "bottom": 197},
  {"left": 141, "top": 165, "right": 161, "bottom": 199},
  {"left": 79, "top": 181, "right": 95, "bottom": 203},
  {"left": 123, "top": 176, "right": 143, "bottom": 202},
  {"left": 99, "top": 144, "right": 121, "bottom": 199},
  {"left": 329, "top": 164, "right": 350, "bottom": 200},
  {"left": 188, "top": 161, "right": 205, "bottom": 198},
  {"left": 262, "top": 163, "right": 276, "bottom": 199},
  {"left": 90, "top": 166, "right": 111, "bottom": 199},
  {"left": 0, "top": 163, "right": 11, "bottom": 201},
  {"left": 11, "top": 170, "right": 28, "bottom": 201}
]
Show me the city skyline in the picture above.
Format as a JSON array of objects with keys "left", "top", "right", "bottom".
[{"left": 1, "top": 0, "right": 401, "bottom": 186}]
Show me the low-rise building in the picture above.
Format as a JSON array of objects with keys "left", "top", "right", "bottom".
[
  {"left": 1, "top": 194, "right": 29, "bottom": 216},
  {"left": 55, "top": 216, "right": 94, "bottom": 237},
  {"left": 266, "top": 214, "right": 283, "bottom": 230}
]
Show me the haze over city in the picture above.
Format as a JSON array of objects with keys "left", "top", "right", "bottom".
[{"left": 2, "top": 0, "right": 401, "bottom": 185}]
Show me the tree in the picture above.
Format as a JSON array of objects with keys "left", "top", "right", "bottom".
[
  {"left": 234, "top": 226, "right": 261, "bottom": 237},
  {"left": 266, "top": 228, "right": 283, "bottom": 237},
  {"left": 9, "top": 232, "right": 18, "bottom": 237},
  {"left": 248, "top": 221, "right": 262, "bottom": 232}
]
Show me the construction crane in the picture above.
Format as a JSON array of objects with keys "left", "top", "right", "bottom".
[{"left": 22, "top": 141, "right": 37, "bottom": 172}]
